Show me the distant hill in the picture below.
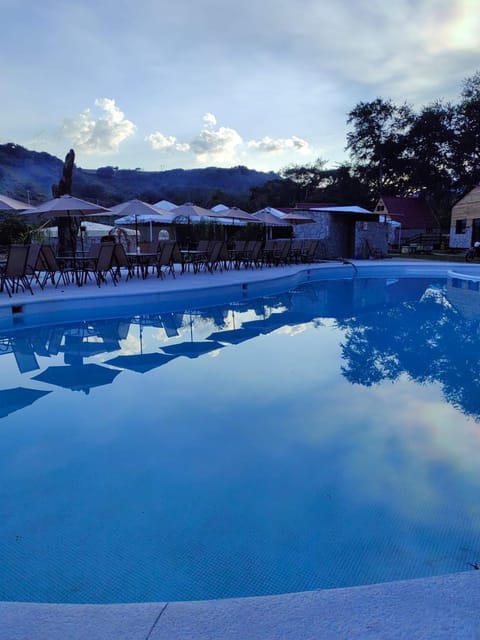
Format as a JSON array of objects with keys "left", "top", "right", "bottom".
[{"left": 0, "top": 143, "right": 279, "bottom": 210}]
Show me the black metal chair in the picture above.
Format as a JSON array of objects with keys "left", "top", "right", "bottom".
[{"left": 0, "top": 244, "right": 34, "bottom": 296}]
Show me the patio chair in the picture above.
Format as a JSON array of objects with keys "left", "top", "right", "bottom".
[
  {"left": 301, "top": 239, "right": 320, "bottom": 263},
  {"left": 25, "top": 243, "right": 43, "bottom": 288},
  {"left": 113, "top": 243, "right": 135, "bottom": 280},
  {"left": 260, "top": 239, "right": 275, "bottom": 267},
  {"left": 170, "top": 242, "right": 188, "bottom": 273},
  {"left": 365, "top": 239, "right": 385, "bottom": 259},
  {"left": 232, "top": 240, "right": 261, "bottom": 270},
  {"left": 39, "top": 244, "right": 71, "bottom": 288},
  {"left": 79, "top": 242, "right": 117, "bottom": 286},
  {"left": 155, "top": 241, "right": 176, "bottom": 279},
  {"left": 0, "top": 244, "right": 34, "bottom": 296},
  {"left": 271, "top": 240, "right": 292, "bottom": 266},
  {"left": 194, "top": 240, "right": 225, "bottom": 273},
  {"left": 288, "top": 239, "right": 304, "bottom": 263},
  {"left": 207, "top": 240, "right": 226, "bottom": 272}
]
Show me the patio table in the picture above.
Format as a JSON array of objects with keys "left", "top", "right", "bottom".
[
  {"left": 56, "top": 254, "right": 96, "bottom": 287},
  {"left": 126, "top": 252, "right": 157, "bottom": 279},
  {"left": 180, "top": 250, "right": 208, "bottom": 273}
]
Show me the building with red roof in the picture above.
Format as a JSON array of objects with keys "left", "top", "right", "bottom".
[{"left": 373, "top": 196, "right": 441, "bottom": 242}]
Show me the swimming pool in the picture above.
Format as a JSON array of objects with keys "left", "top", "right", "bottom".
[{"left": 1, "top": 273, "right": 480, "bottom": 604}]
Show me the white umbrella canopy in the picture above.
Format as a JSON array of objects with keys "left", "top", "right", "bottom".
[
  {"left": 211, "top": 203, "right": 230, "bottom": 212},
  {"left": 108, "top": 198, "right": 172, "bottom": 219},
  {"left": 170, "top": 202, "right": 227, "bottom": 222},
  {"left": 110, "top": 199, "right": 172, "bottom": 244},
  {"left": 218, "top": 207, "right": 263, "bottom": 224},
  {"left": 22, "top": 194, "right": 111, "bottom": 218},
  {"left": 21, "top": 195, "right": 112, "bottom": 255},
  {"left": 252, "top": 209, "right": 292, "bottom": 226},
  {"left": 0, "top": 194, "right": 30, "bottom": 211},
  {"left": 153, "top": 199, "right": 178, "bottom": 211}
]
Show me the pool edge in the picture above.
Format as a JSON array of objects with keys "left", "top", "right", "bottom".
[{"left": 2, "top": 571, "right": 480, "bottom": 639}]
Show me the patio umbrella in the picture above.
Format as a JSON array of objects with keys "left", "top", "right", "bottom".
[
  {"left": 105, "top": 352, "right": 179, "bottom": 373},
  {"left": 153, "top": 199, "right": 178, "bottom": 210},
  {"left": 33, "top": 363, "right": 120, "bottom": 394},
  {"left": 252, "top": 209, "right": 291, "bottom": 226},
  {"left": 22, "top": 194, "right": 111, "bottom": 218},
  {"left": 211, "top": 203, "right": 229, "bottom": 212},
  {"left": 216, "top": 207, "right": 263, "bottom": 226},
  {"left": 170, "top": 203, "right": 228, "bottom": 222},
  {"left": 0, "top": 194, "right": 30, "bottom": 211},
  {"left": 0, "top": 387, "right": 51, "bottom": 419},
  {"left": 21, "top": 195, "right": 111, "bottom": 256},
  {"left": 110, "top": 199, "right": 171, "bottom": 247}
]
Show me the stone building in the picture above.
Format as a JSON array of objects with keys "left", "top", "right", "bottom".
[{"left": 283, "top": 204, "right": 388, "bottom": 259}]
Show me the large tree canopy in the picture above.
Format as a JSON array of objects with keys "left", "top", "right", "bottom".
[{"left": 342, "top": 72, "right": 480, "bottom": 227}]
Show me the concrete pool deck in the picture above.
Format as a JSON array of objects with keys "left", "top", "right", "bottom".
[{"left": 2, "top": 257, "right": 480, "bottom": 639}]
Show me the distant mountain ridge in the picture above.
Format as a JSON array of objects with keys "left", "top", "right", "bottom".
[{"left": 0, "top": 143, "right": 280, "bottom": 208}]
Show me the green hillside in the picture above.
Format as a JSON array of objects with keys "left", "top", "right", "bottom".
[{"left": 0, "top": 143, "right": 279, "bottom": 209}]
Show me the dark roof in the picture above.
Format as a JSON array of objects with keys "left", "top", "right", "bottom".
[
  {"left": 293, "top": 202, "right": 346, "bottom": 210},
  {"left": 379, "top": 196, "right": 439, "bottom": 229}
]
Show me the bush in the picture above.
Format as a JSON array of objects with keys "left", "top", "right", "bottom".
[{"left": 0, "top": 213, "right": 29, "bottom": 244}]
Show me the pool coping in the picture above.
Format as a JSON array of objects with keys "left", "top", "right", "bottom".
[{"left": 2, "top": 257, "right": 480, "bottom": 639}]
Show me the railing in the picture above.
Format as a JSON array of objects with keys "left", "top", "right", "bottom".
[{"left": 403, "top": 233, "right": 450, "bottom": 249}]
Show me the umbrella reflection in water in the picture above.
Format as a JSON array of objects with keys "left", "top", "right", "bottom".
[
  {"left": 105, "top": 352, "right": 179, "bottom": 374},
  {"left": 33, "top": 364, "right": 120, "bottom": 394},
  {"left": 160, "top": 340, "right": 224, "bottom": 359},
  {"left": 0, "top": 387, "right": 51, "bottom": 419},
  {"left": 206, "top": 327, "right": 262, "bottom": 345}
]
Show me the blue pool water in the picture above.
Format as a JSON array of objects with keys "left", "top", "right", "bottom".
[{"left": 1, "top": 275, "right": 480, "bottom": 604}]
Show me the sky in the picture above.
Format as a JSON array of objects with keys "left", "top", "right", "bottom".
[{"left": 1, "top": 0, "right": 480, "bottom": 173}]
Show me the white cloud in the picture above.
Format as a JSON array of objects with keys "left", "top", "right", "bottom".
[
  {"left": 203, "top": 112, "right": 217, "bottom": 127},
  {"left": 60, "top": 98, "right": 136, "bottom": 153},
  {"left": 189, "top": 116, "right": 243, "bottom": 163},
  {"left": 144, "top": 132, "right": 190, "bottom": 152},
  {"left": 145, "top": 113, "right": 311, "bottom": 165},
  {"left": 247, "top": 135, "right": 310, "bottom": 154}
]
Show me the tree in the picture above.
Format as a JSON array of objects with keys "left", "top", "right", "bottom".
[
  {"left": 403, "top": 100, "right": 457, "bottom": 226},
  {"left": 453, "top": 72, "right": 480, "bottom": 187},
  {"left": 0, "top": 213, "right": 29, "bottom": 245},
  {"left": 346, "top": 98, "right": 414, "bottom": 198},
  {"left": 280, "top": 158, "right": 329, "bottom": 201},
  {"left": 248, "top": 178, "right": 298, "bottom": 210}
]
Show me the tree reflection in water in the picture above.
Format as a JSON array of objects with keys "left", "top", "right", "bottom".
[{"left": 338, "top": 277, "right": 480, "bottom": 420}]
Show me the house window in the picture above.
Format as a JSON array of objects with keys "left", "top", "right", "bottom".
[
  {"left": 376, "top": 205, "right": 385, "bottom": 212},
  {"left": 455, "top": 219, "right": 467, "bottom": 234}
]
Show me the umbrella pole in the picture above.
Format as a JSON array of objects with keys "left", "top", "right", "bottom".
[{"left": 135, "top": 215, "right": 139, "bottom": 253}]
